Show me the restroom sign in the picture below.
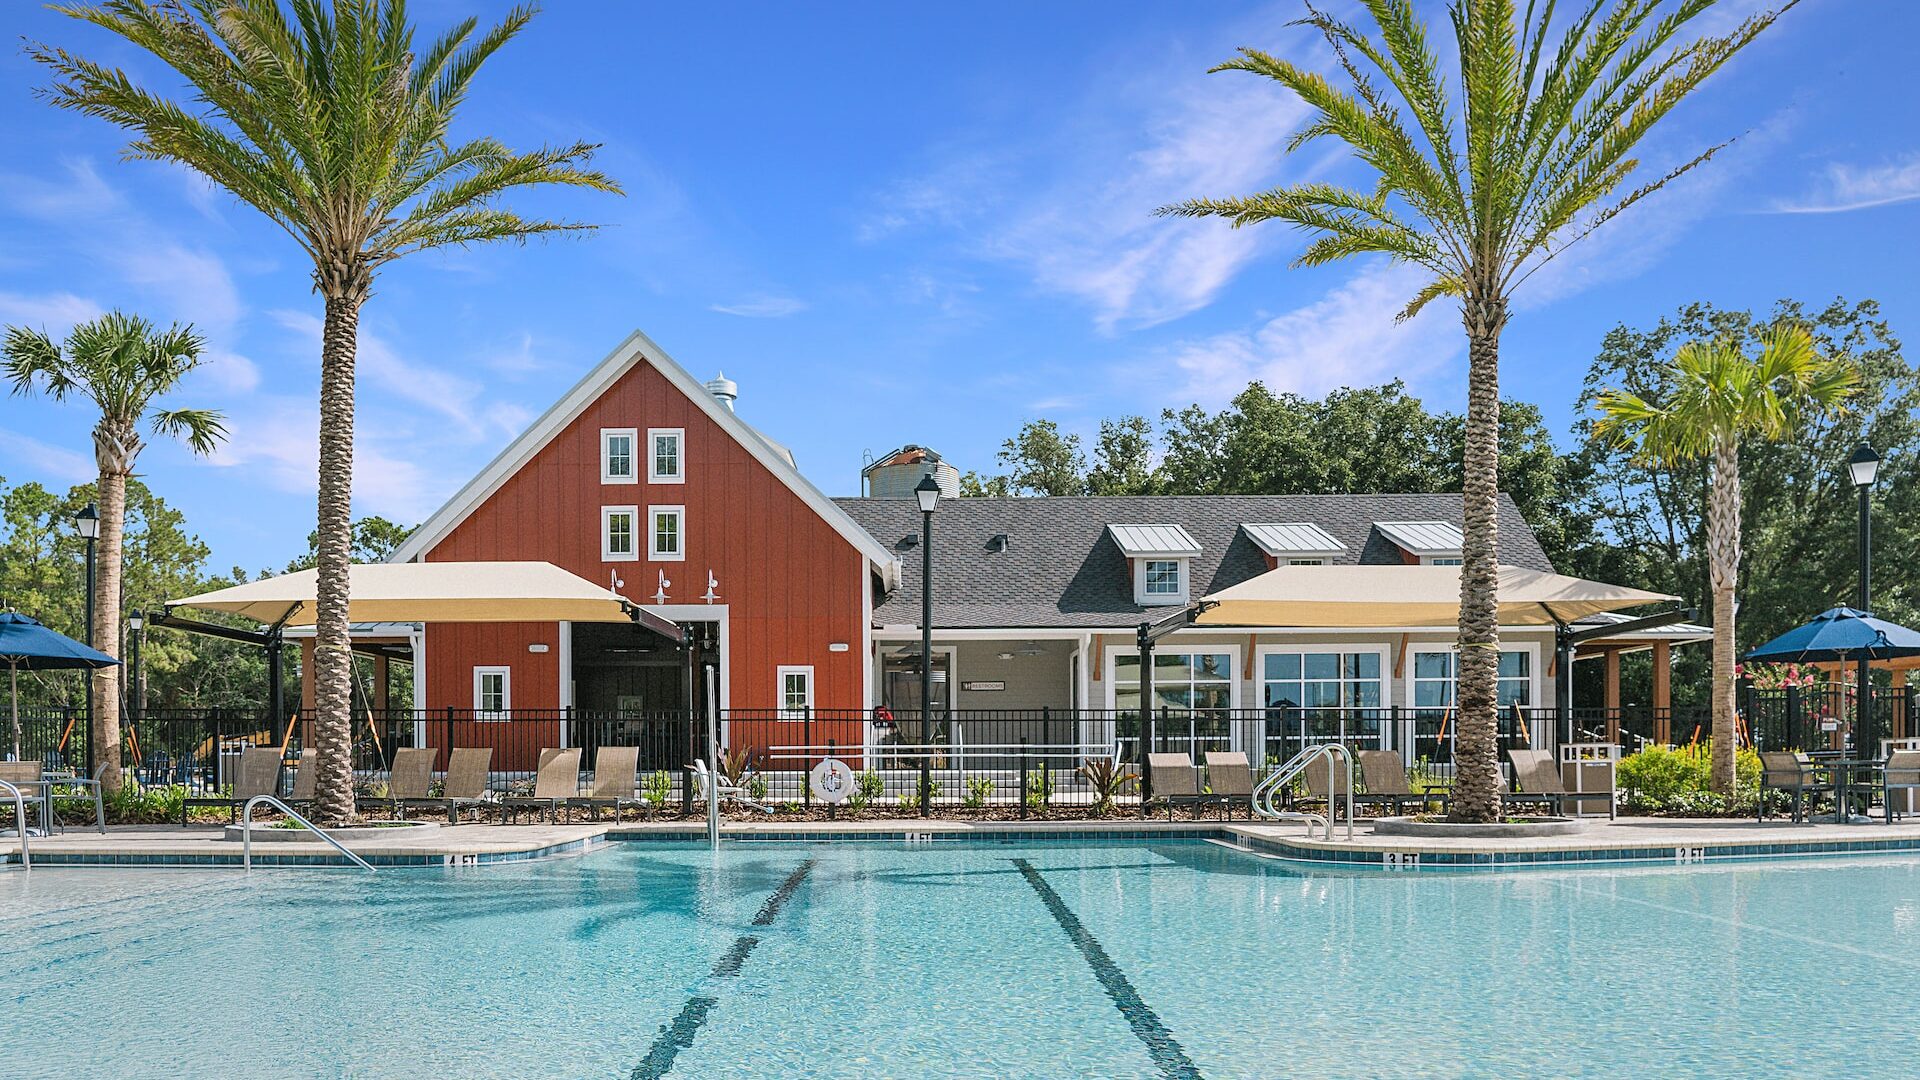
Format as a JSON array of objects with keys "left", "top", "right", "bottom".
[{"left": 810, "top": 757, "right": 855, "bottom": 804}]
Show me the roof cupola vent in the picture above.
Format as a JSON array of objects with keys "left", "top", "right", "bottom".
[{"left": 704, "top": 371, "right": 739, "bottom": 412}]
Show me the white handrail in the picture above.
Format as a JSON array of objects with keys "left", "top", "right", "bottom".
[
  {"left": 1251, "top": 744, "right": 1354, "bottom": 841},
  {"left": 0, "top": 780, "right": 29, "bottom": 870},
  {"left": 241, "top": 795, "right": 376, "bottom": 872}
]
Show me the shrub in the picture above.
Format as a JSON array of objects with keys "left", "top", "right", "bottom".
[
  {"left": 1617, "top": 742, "right": 1768, "bottom": 816},
  {"left": 1077, "top": 757, "right": 1134, "bottom": 816},
  {"left": 847, "top": 770, "right": 883, "bottom": 813},
  {"left": 747, "top": 776, "right": 769, "bottom": 802},
  {"left": 897, "top": 780, "right": 942, "bottom": 814},
  {"left": 963, "top": 776, "right": 993, "bottom": 809},
  {"left": 641, "top": 771, "right": 672, "bottom": 810},
  {"left": 1025, "top": 768, "right": 1053, "bottom": 810}
]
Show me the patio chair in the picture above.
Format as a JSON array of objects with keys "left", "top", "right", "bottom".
[
  {"left": 181, "top": 745, "right": 285, "bottom": 825},
  {"left": 1506, "top": 749, "right": 1615, "bottom": 820},
  {"left": 1146, "top": 753, "right": 1222, "bottom": 820},
  {"left": 411, "top": 747, "right": 499, "bottom": 824},
  {"left": 11, "top": 761, "right": 108, "bottom": 835},
  {"left": 0, "top": 760, "right": 51, "bottom": 835},
  {"left": 359, "top": 747, "right": 435, "bottom": 818},
  {"left": 1885, "top": 750, "right": 1920, "bottom": 824},
  {"left": 497, "top": 748, "right": 581, "bottom": 824},
  {"left": 1357, "top": 750, "right": 1447, "bottom": 816},
  {"left": 569, "top": 746, "right": 644, "bottom": 823},
  {"left": 284, "top": 749, "right": 316, "bottom": 810},
  {"left": 1299, "top": 749, "right": 1355, "bottom": 820},
  {"left": 1203, "top": 751, "right": 1255, "bottom": 820},
  {"left": 688, "top": 759, "right": 771, "bottom": 813},
  {"left": 1758, "top": 751, "right": 1832, "bottom": 824}
]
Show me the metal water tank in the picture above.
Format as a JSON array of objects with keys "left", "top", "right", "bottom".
[{"left": 862, "top": 445, "right": 961, "bottom": 499}]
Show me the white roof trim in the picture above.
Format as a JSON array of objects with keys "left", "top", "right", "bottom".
[
  {"left": 1371, "top": 520, "right": 1463, "bottom": 557},
  {"left": 389, "top": 329, "right": 900, "bottom": 586},
  {"left": 1242, "top": 522, "right": 1347, "bottom": 557},
  {"left": 1106, "top": 524, "right": 1202, "bottom": 558}
]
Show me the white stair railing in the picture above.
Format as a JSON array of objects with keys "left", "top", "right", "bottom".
[
  {"left": 1251, "top": 743, "right": 1354, "bottom": 841},
  {"left": 242, "top": 795, "right": 375, "bottom": 872},
  {"left": 1, "top": 780, "right": 29, "bottom": 870}
]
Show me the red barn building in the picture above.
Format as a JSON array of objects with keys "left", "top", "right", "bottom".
[{"left": 388, "top": 331, "right": 899, "bottom": 760}]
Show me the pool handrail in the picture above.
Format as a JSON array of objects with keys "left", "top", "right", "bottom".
[
  {"left": 1, "top": 779, "right": 29, "bottom": 870},
  {"left": 241, "top": 795, "right": 376, "bottom": 872},
  {"left": 1252, "top": 743, "right": 1354, "bottom": 841}
]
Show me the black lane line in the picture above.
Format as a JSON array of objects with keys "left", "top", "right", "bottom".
[
  {"left": 1012, "top": 858, "right": 1204, "bottom": 1080},
  {"left": 630, "top": 860, "right": 816, "bottom": 1080}
]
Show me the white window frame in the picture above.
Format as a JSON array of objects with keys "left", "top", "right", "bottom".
[
  {"left": 1285, "top": 558, "right": 1326, "bottom": 566},
  {"left": 1133, "top": 557, "right": 1188, "bottom": 606},
  {"left": 1254, "top": 643, "right": 1392, "bottom": 714},
  {"left": 1103, "top": 643, "right": 1242, "bottom": 712},
  {"left": 647, "top": 427, "right": 685, "bottom": 484},
  {"left": 776, "top": 665, "right": 815, "bottom": 719},
  {"left": 602, "top": 505, "right": 639, "bottom": 562},
  {"left": 1425, "top": 555, "right": 1463, "bottom": 566},
  {"left": 473, "top": 666, "right": 511, "bottom": 719},
  {"left": 1406, "top": 642, "right": 1540, "bottom": 712},
  {"left": 648, "top": 504, "right": 686, "bottom": 562},
  {"left": 600, "top": 427, "right": 638, "bottom": 485}
]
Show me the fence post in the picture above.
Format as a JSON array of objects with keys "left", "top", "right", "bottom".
[
  {"left": 443, "top": 706, "right": 455, "bottom": 771},
  {"left": 804, "top": 706, "right": 813, "bottom": 809},
  {"left": 1020, "top": 736, "right": 1029, "bottom": 821}
]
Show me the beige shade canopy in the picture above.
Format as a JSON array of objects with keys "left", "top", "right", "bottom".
[
  {"left": 170, "top": 561, "right": 677, "bottom": 635},
  {"left": 1194, "top": 564, "right": 1677, "bottom": 628}
]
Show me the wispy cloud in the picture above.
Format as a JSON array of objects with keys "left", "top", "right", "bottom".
[
  {"left": 0, "top": 428, "right": 95, "bottom": 484},
  {"left": 1772, "top": 151, "right": 1920, "bottom": 215},
  {"left": 0, "top": 158, "right": 123, "bottom": 220},
  {"left": 204, "top": 395, "right": 442, "bottom": 523},
  {"left": 0, "top": 290, "right": 105, "bottom": 334},
  {"left": 1156, "top": 262, "right": 1459, "bottom": 407},
  {"left": 710, "top": 295, "right": 809, "bottom": 318}
]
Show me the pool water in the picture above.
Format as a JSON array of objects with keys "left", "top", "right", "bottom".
[{"left": 6, "top": 840, "right": 1920, "bottom": 1077}]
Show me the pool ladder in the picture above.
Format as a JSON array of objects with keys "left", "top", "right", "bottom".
[
  {"left": 242, "top": 795, "right": 376, "bottom": 872},
  {"left": 2, "top": 780, "right": 30, "bottom": 870},
  {"left": 1251, "top": 744, "right": 1354, "bottom": 842}
]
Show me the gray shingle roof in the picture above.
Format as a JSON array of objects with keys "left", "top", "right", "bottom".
[{"left": 833, "top": 493, "right": 1553, "bottom": 629}]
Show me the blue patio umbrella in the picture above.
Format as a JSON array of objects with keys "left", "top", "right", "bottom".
[
  {"left": 0, "top": 612, "right": 119, "bottom": 762},
  {"left": 1743, "top": 607, "right": 1920, "bottom": 664}
]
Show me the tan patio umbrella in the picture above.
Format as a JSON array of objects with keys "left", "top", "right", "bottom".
[
  {"left": 169, "top": 561, "right": 680, "bottom": 637},
  {"left": 1194, "top": 564, "right": 1676, "bottom": 628}
]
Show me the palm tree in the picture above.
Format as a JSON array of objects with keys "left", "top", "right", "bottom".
[
  {"left": 29, "top": 0, "right": 621, "bottom": 823},
  {"left": 1159, "top": 0, "right": 1793, "bottom": 821},
  {"left": 3, "top": 312, "right": 225, "bottom": 789},
  {"left": 1593, "top": 325, "right": 1855, "bottom": 792}
]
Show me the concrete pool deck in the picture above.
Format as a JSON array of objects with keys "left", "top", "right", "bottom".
[{"left": 10, "top": 814, "right": 1920, "bottom": 868}]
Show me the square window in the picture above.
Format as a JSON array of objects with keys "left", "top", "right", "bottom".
[
  {"left": 649, "top": 504, "right": 685, "bottom": 562},
  {"left": 648, "top": 428, "right": 685, "bottom": 484},
  {"left": 600, "top": 428, "right": 638, "bottom": 484},
  {"left": 602, "top": 506, "right": 638, "bottom": 562},
  {"left": 1429, "top": 556, "right": 1463, "bottom": 566},
  {"left": 1144, "top": 560, "right": 1181, "bottom": 595}
]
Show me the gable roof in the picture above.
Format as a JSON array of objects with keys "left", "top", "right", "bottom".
[
  {"left": 835, "top": 492, "right": 1551, "bottom": 629},
  {"left": 1243, "top": 522, "right": 1347, "bottom": 556},
  {"left": 390, "top": 329, "right": 900, "bottom": 583}
]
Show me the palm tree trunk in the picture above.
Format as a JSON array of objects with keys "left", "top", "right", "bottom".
[
  {"left": 1450, "top": 292, "right": 1507, "bottom": 824},
  {"left": 91, "top": 462, "right": 126, "bottom": 790},
  {"left": 310, "top": 293, "right": 360, "bottom": 825},
  {"left": 1706, "top": 438, "right": 1740, "bottom": 793}
]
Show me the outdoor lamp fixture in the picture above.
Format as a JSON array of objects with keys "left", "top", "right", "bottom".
[
  {"left": 1850, "top": 443, "right": 1880, "bottom": 754},
  {"left": 74, "top": 502, "right": 100, "bottom": 539},
  {"left": 915, "top": 472, "right": 941, "bottom": 813},
  {"left": 75, "top": 502, "right": 100, "bottom": 649}
]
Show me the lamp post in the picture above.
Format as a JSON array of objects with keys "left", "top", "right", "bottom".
[
  {"left": 128, "top": 610, "right": 145, "bottom": 727},
  {"left": 914, "top": 472, "right": 941, "bottom": 815},
  {"left": 1849, "top": 443, "right": 1881, "bottom": 756},
  {"left": 75, "top": 502, "right": 100, "bottom": 773}
]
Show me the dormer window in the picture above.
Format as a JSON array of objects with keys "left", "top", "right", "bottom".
[
  {"left": 1372, "top": 521, "right": 1464, "bottom": 565},
  {"left": 1243, "top": 523, "right": 1345, "bottom": 568},
  {"left": 1109, "top": 524, "right": 1201, "bottom": 607}
]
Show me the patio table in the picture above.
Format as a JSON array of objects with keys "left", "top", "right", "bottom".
[{"left": 1821, "top": 758, "right": 1881, "bottom": 825}]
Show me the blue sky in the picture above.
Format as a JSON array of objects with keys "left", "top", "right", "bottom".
[{"left": 1, "top": 0, "right": 1916, "bottom": 574}]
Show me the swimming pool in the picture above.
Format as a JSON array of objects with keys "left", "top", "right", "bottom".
[{"left": 5, "top": 839, "right": 1918, "bottom": 1077}]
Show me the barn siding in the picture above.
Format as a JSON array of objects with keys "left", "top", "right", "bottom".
[{"left": 419, "top": 358, "right": 869, "bottom": 727}]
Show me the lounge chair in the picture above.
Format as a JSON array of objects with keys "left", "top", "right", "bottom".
[
  {"left": 284, "top": 749, "right": 316, "bottom": 809},
  {"left": 569, "top": 746, "right": 644, "bottom": 822},
  {"left": 1885, "top": 750, "right": 1920, "bottom": 824},
  {"left": 181, "top": 745, "right": 284, "bottom": 824},
  {"left": 1146, "top": 753, "right": 1222, "bottom": 820},
  {"left": 497, "top": 748, "right": 581, "bottom": 824},
  {"left": 1357, "top": 749, "right": 1447, "bottom": 815},
  {"left": 1299, "top": 749, "right": 1354, "bottom": 820},
  {"left": 1506, "top": 749, "right": 1615, "bottom": 820},
  {"left": 411, "top": 747, "right": 498, "bottom": 824},
  {"left": 1203, "top": 751, "right": 1255, "bottom": 820},
  {"left": 1758, "top": 751, "right": 1832, "bottom": 823},
  {"left": 688, "top": 758, "right": 771, "bottom": 813},
  {"left": 359, "top": 747, "right": 435, "bottom": 817}
]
